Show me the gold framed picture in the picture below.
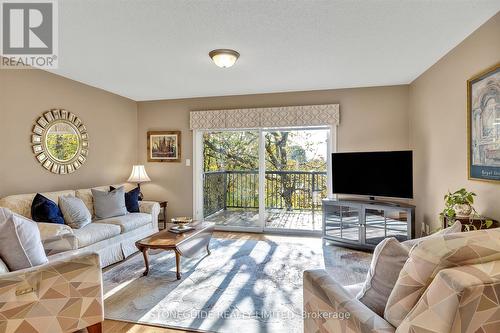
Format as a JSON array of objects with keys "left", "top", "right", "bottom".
[
  {"left": 147, "top": 131, "right": 181, "bottom": 162},
  {"left": 467, "top": 63, "right": 500, "bottom": 182}
]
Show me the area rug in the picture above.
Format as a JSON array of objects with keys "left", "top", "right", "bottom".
[{"left": 103, "top": 236, "right": 371, "bottom": 333}]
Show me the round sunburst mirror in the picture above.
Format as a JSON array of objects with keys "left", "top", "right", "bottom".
[{"left": 31, "top": 109, "right": 89, "bottom": 174}]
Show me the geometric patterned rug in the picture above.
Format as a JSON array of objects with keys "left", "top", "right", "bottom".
[{"left": 103, "top": 235, "right": 371, "bottom": 333}]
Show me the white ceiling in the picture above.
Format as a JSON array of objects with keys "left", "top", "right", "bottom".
[{"left": 51, "top": 1, "right": 500, "bottom": 101}]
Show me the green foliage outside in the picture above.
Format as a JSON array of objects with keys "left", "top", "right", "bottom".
[
  {"left": 46, "top": 134, "right": 79, "bottom": 161},
  {"left": 203, "top": 131, "right": 327, "bottom": 172},
  {"left": 203, "top": 130, "right": 328, "bottom": 213}
]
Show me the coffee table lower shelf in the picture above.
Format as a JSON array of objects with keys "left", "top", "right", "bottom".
[{"left": 135, "top": 222, "right": 215, "bottom": 280}]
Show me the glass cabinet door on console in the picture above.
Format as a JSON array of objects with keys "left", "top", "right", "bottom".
[
  {"left": 365, "top": 207, "right": 411, "bottom": 246},
  {"left": 385, "top": 210, "right": 409, "bottom": 240},
  {"left": 322, "top": 199, "right": 415, "bottom": 251},
  {"left": 323, "top": 204, "right": 342, "bottom": 239},
  {"left": 324, "top": 203, "right": 361, "bottom": 244},
  {"left": 364, "top": 208, "right": 386, "bottom": 245},
  {"left": 340, "top": 205, "right": 361, "bottom": 241}
]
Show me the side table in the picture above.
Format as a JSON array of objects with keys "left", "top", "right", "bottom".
[
  {"left": 444, "top": 216, "right": 498, "bottom": 231},
  {"left": 145, "top": 200, "right": 168, "bottom": 230}
]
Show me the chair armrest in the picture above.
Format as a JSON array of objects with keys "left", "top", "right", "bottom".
[
  {"left": 304, "top": 269, "right": 395, "bottom": 333},
  {"left": 140, "top": 201, "right": 161, "bottom": 230},
  {"left": 397, "top": 261, "right": 500, "bottom": 333},
  {"left": 37, "top": 222, "right": 73, "bottom": 239},
  {"left": 42, "top": 232, "right": 78, "bottom": 255},
  {"left": 36, "top": 223, "right": 76, "bottom": 255},
  {"left": 0, "top": 252, "right": 103, "bottom": 333},
  {"left": 386, "top": 228, "right": 500, "bottom": 327}
]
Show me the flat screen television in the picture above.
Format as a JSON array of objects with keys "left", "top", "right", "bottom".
[{"left": 332, "top": 151, "right": 413, "bottom": 199}]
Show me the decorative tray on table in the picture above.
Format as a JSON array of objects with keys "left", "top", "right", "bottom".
[{"left": 168, "top": 217, "right": 194, "bottom": 234}]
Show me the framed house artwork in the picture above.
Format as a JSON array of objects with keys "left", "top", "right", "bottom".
[
  {"left": 147, "top": 131, "right": 181, "bottom": 162},
  {"left": 467, "top": 63, "right": 500, "bottom": 182}
]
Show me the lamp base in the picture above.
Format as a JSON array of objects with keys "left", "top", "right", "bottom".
[{"left": 137, "top": 183, "right": 144, "bottom": 201}]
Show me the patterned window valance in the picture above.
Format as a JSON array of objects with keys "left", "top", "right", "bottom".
[{"left": 190, "top": 104, "right": 339, "bottom": 130}]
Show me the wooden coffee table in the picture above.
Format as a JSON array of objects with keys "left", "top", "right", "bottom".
[{"left": 135, "top": 221, "right": 215, "bottom": 279}]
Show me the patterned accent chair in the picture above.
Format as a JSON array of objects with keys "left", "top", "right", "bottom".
[
  {"left": 0, "top": 251, "right": 103, "bottom": 333},
  {"left": 303, "top": 228, "right": 500, "bottom": 333}
]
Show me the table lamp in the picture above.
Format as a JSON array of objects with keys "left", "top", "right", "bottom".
[{"left": 127, "top": 165, "right": 151, "bottom": 200}]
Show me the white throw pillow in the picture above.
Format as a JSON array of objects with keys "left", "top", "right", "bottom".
[
  {"left": 0, "top": 208, "right": 48, "bottom": 271},
  {"left": 357, "top": 237, "right": 410, "bottom": 316},
  {"left": 91, "top": 186, "right": 127, "bottom": 219},
  {"left": 59, "top": 195, "right": 92, "bottom": 229}
]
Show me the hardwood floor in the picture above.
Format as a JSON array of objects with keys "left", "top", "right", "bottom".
[
  {"left": 97, "top": 319, "right": 193, "bottom": 333},
  {"left": 214, "top": 229, "right": 321, "bottom": 244}
]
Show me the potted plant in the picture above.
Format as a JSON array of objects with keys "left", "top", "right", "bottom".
[{"left": 440, "top": 188, "right": 493, "bottom": 231}]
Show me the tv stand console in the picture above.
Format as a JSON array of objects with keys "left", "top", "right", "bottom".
[{"left": 322, "top": 198, "right": 415, "bottom": 251}]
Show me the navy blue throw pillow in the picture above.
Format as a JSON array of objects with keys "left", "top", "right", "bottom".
[
  {"left": 110, "top": 186, "right": 140, "bottom": 213},
  {"left": 31, "top": 193, "right": 65, "bottom": 224}
]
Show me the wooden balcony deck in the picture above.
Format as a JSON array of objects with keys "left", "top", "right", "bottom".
[
  {"left": 205, "top": 208, "right": 409, "bottom": 244},
  {"left": 204, "top": 208, "right": 323, "bottom": 231}
]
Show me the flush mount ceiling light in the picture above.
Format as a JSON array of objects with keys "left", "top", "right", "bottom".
[{"left": 209, "top": 49, "right": 240, "bottom": 68}]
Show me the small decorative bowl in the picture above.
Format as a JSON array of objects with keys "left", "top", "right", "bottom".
[{"left": 171, "top": 217, "right": 193, "bottom": 229}]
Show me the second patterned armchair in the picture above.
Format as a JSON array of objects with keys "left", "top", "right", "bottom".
[
  {"left": 304, "top": 228, "right": 500, "bottom": 333},
  {"left": 0, "top": 251, "right": 104, "bottom": 333}
]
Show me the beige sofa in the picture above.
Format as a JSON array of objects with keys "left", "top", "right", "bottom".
[
  {"left": 303, "top": 228, "right": 500, "bottom": 333},
  {"left": 0, "top": 185, "right": 160, "bottom": 268}
]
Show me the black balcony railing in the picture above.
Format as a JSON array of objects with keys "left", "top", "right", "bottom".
[{"left": 203, "top": 170, "right": 327, "bottom": 217}]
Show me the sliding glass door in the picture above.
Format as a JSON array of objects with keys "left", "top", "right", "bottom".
[
  {"left": 195, "top": 127, "right": 331, "bottom": 234},
  {"left": 202, "top": 130, "right": 261, "bottom": 230},
  {"left": 263, "top": 129, "right": 328, "bottom": 232}
]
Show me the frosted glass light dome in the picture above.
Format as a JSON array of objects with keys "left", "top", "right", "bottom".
[{"left": 209, "top": 49, "right": 240, "bottom": 68}]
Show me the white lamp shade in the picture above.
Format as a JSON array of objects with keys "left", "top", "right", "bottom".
[{"left": 127, "top": 165, "right": 151, "bottom": 183}]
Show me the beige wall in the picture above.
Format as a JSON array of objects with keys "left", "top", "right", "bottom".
[
  {"left": 137, "top": 86, "right": 410, "bottom": 219},
  {"left": 0, "top": 69, "right": 137, "bottom": 197},
  {"left": 4, "top": 13, "right": 497, "bottom": 232},
  {"left": 409, "top": 12, "right": 500, "bottom": 231}
]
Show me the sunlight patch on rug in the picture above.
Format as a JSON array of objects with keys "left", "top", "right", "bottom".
[{"left": 103, "top": 237, "right": 370, "bottom": 333}]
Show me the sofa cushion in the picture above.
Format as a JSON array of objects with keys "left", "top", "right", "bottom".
[
  {"left": 59, "top": 195, "right": 92, "bottom": 229},
  {"left": 384, "top": 228, "right": 500, "bottom": 327},
  {"left": 93, "top": 213, "right": 151, "bottom": 233},
  {"left": 303, "top": 269, "right": 396, "bottom": 333},
  {"left": 42, "top": 232, "right": 78, "bottom": 256},
  {"left": 75, "top": 188, "right": 95, "bottom": 217},
  {"left": 92, "top": 187, "right": 127, "bottom": 219},
  {"left": 72, "top": 223, "right": 121, "bottom": 248},
  {"left": 37, "top": 222, "right": 73, "bottom": 240},
  {"left": 74, "top": 186, "right": 110, "bottom": 215},
  {"left": 0, "top": 258, "right": 9, "bottom": 273},
  {"left": 357, "top": 237, "right": 409, "bottom": 316},
  {"left": 0, "top": 208, "right": 48, "bottom": 270},
  {"left": 110, "top": 186, "right": 140, "bottom": 213},
  {"left": 31, "top": 193, "right": 65, "bottom": 224},
  {"left": 0, "top": 190, "right": 75, "bottom": 219}
]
